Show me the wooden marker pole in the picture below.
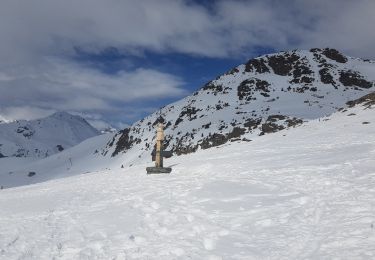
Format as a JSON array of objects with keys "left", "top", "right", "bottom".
[
  {"left": 155, "top": 123, "right": 164, "bottom": 167},
  {"left": 146, "top": 122, "right": 172, "bottom": 174}
]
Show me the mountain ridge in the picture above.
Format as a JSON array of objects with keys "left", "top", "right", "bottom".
[
  {"left": 103, "top": 48, "right": 374, "bottom": 163},
  {"left": 0, "top": 111, "right": 100, "bottom": 158}
]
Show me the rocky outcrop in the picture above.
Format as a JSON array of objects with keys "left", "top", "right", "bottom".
[
  {"left": 339, "top": 71, "right": 373, "bottom": 89},
  {"left": 321, "top": 48, "right": 348, "bottom": 63},
  {"left": 346, "top": 92, "right": 375, "bottom": 107}
]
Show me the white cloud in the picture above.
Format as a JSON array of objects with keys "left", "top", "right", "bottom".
[
  {"left": 0, "top": 106, "right": 55, "bottom": 121},
  {"left": 0, "top": 0, "right": 374, "bottom": 125},
  {"left": 2, "top": 0, "right": 371, "bottom": 60},
  {"left": 1, "top": 0, "right": 374, "bottom": 58},
  {"left": 0, "top": 57, "right": 186, "bottom": 112}
]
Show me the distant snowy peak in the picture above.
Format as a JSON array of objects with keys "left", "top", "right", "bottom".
[
  {"left": 0, "top": 112, "right": 100, "bottom": 158},
  {"left": 104, "top": 48, "right": 374, "bottom": 164}
]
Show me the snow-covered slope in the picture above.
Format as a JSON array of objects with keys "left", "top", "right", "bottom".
[
  {"left": 0, "top": 94, "right": 374, "bottom": 259},
  {"left": 0, "top": 133, "right": 115, "bottom": 188},
  {"left": 0, "top": 112, "right": 99, "bottom": 158},
  {"left": 104, "top": 48, "right": 375, "bottom": 165}
]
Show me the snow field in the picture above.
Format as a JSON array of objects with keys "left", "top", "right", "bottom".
[{"left": 0, "top": 105, "right": 374, "bottom": 259}]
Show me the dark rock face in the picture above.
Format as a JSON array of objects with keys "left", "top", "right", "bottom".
[
  {"left": 261, "top": 122, "right": 285, "bottom": 134},
  {"left": 310, "top": 49, "right": 338, "bottom": 87},
  {"left": 15, "top": 148, "right": 28, "bottom": 157},
  {"left": 244, "top": 118, "right": 262, "bottom": 130},
  {"left": 0, "top": 152, "right": 5, "bottom": 158},
  {"left": 200, "top": 133, "right": 227, "bottom": 149},
  {"left": 56, "top": 145, "right": 64, "bottom": 152},
  {"left": 152, "top": 116, "right": 165, "bottom": 127},
  {"left": 322, "top": 48, "right": 348, "bottom": 63},
  {"left": 172, "top": 134, "right": 198, "bottom": 155},
  {"left": 200, "top": 127, "right": 246, "bottom": 150},
  {"left": 290, "top": 58, "right": 314, "bottom": 85},
  {"left": 260, "top": 115, "right": 303, "bottom": 135},
  {"left": 238, "top": 78, "right": 271, "bottom": 100},
  {"left": 225, "top": 67, "right": 240, "bottom": 75},
  {"left": 227, "top": 127, "right": 246, "bottom": 139},
  {"left": 268, "top": 53, "right": 299, "bottom": 76},
  {"left": 28, "top": 172, "right": 36, "bottom": 177},
  {"left": 202, "top": 123, "right": 211, "bottom": 129},
  {"left": 267, "top": 115, "right": 287, "bottom": 121},
  {"left": 203, "top": 81, "right": 231, "bottom": 95},
  {"left": 174, "top": 106, "right": 202, "bottom": 127},
  {"left": 173, "top": 145, "right": 198, "bottom": 156},
  {"left": 346, "top": 92, "right": 375, "bottom": 107},
  {"left": 203, "top": 81, "right": 223, "bottom": 94},
  {"left": 245, "top": 58, "right": 270, "bottom": 73},
  {"left": 310, "top": 48, "right": 347, "bottom": 64},
  {"left": 112, "top": 128, "right": 135, "bottom": 156},
  {"left": 286, "top": 118, "right": 303, "bottom": 127},
  {"left": 16, "top": 126, "right": 35, "bottom": 139},
  {"left": 319, "top": 68, "right": 335, "bottom": 85},
  {"left": 339, "top": 70, "right": 373, "bottom": 89}
]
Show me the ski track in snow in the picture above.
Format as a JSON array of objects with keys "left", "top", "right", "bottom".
[{"left": 1, "top": 107, "right": 375, "bottom": 259}]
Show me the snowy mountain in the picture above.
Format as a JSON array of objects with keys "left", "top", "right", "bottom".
[
  {"left": 1, "top": 48, "right": 375, "bottom": 188},
  {"left": 0, "top": 92, "right": 374, "bottom": 259},
  {"left": 104, "top": 48, "right": 374, "bottom": 163},
  {"left": 0, "top": 111, "right": 100, "bottom": 158}
]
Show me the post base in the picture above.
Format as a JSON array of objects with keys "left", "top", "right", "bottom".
[{"left": 146, "top": 167, "right": 172, "bottom": 174}]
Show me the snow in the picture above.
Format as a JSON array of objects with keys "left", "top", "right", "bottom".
[
  {"left": 0, "top": 112, "right": 99, "bottom": 158},
  {"left": 0, "top": 104, "right": 374, "bottom": 259},
  {"left": 0, "top": 133, "right": 115, "bottom": 188}
]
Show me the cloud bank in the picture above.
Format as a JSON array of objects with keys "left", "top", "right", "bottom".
[{"left": 0, "top": 0, "right": 374, "bottom": 126}]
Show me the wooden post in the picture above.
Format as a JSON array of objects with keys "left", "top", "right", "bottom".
[
  {"left": 146, "top": 122, "right": 172, "bottom": 174},
  {"left": 155, "top": 123, "right": 164, "bottom": 167}
]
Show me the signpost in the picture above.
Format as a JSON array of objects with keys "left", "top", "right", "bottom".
[{"left": 146, "top": 123, "right": 172, "bottom": 174}]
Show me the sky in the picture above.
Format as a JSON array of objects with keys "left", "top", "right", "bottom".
[{"left": 0, "top": 0, "right": 374, "bottom": 129}]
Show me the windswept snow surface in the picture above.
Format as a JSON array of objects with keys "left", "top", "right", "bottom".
[{"left": 0, "top": 105, "right": 374, "bottom": 259}]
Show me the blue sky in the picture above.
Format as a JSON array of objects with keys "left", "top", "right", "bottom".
[
  {"left": 72, "top": 45, "right": 277, "bottom": 126},
  {"left": 0, "top": 0, "right": 374, "bottom": 129},
  {"left": 71, "top": 47, "right": 243, "bottom": 125}
]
